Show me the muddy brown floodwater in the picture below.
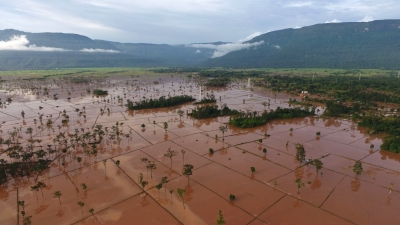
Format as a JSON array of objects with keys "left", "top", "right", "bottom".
[{"left": 0, "top": 74, "right": 399, "bottom": 225}]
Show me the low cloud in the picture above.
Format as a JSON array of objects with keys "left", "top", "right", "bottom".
[
  {"left": 190, "top": 41, "right": 264, "bottom": 58},
  {"left": 273, "top": 45, "right": 281, "bottom": 50},
  {"left": 326, "top": 19, "right": 341, "bottom": 23},
  {"left": 358, "top": 16, "right": 373, "bottom": 22},
  {"left": 0, "top": 35, "right": 120, "bottom": 53},
  {"left": 0, "top": 35, "right": 67, "bottom": 51},
  {"left": 238, "top": 32, "right": 264, "bottom": 43},
  {"left": 80, "top": 48, "right": 120, "bottom": 53}
]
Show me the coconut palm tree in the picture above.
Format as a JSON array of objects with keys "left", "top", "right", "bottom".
[
  {"left": 77, "top": 201, "right": 85, "bottom": 213},
  {"left": 53, "top": 191, "right": 62, "bottom": 205},
  {"left": 295, "top": 178, "right": 305, "bottom": 194},
  {"left": 183, "top": 164, "right": 194, "bottom": 186},
  {"left": 177, "top": 109, "right": 184, "bottom": 121},
  {"left": 219, "top": 125, "right": 228, "bottom": 140},
  {"left": 164, "top": 148, "right": 178, "bottom": 167},
  {"left": 177, "top": 188, "right": 186, "bottom": 209}
]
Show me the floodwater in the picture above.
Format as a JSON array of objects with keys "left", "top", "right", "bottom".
[{"left": 0, "top": 74, "right": 399, "bottom": 225}]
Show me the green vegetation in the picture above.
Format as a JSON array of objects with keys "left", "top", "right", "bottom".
[
  {"left": 126, "top": 95, "right": 195, "bottom": 110},
  {"left": 92, "top": 89, "right": 108, "bottom": 95},
  {"left": 194, "top": 94, "right": 217, "bottom": 104},
  {"left": 358, "top": 114, "right": 400, "bottom": 153},
  {"left": 216, "top": 210, "right": 226, "bottom": 225},
  {"left": 229, "top": 107, "right": 315, "bottom": 128},
  {"left": 189, "top": 104, "right": 236, "bottom": 119},
  {"left": 353, "top": 161, "right": 363, "bottom": 176},
  {"left": 295, "top": 143, "right": 306, "bottom": 164}
]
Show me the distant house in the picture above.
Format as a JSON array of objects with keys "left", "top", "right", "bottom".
[{"left": 300, "top": 91, "right": 309, "bottom": 98}]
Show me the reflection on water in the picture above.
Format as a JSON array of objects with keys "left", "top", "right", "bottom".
[{"left": 351, "top": 178, "right": 361, "bottom": 192}]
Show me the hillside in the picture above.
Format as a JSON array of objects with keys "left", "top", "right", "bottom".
[
  {"left": 1, "top": 20, "right": 400, "bottom": 70},
  {"left": 203, "top": 20, "right": 400, "bottom": 69},
  {"left": 0, "top": 30, "right": 213, "bottom": 70}
]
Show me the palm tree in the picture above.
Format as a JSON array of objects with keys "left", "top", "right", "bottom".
[
  {"left": 219, "top": 125, "right": 228, "bottom": 140},
  {"left": 38, "top": 181, "right": 46, "bottom": 196},
  {"left": 146, "top": 161, "right": 157, "bottom": 178},
  {"left": 81, "top": 183, "right": 87, "bottom": 192},
  {"left": 53, "top": 191, "right": 62, "bottom": 205},
  {"left": 89, "top": 208, "right": 94, "bottom": 219},
  {"left": 177, "top": 188, "right": 186, "bottom": 209},
  {"left": 295, "top": 178, "right": 305, "bottom": 194},
  {"left": 77, "top": 201, "right": 85, "bottom": 213},
  {"left": 177, "top": 109, "right": 184, "bottom": 121},
  {"left": 181, "top": 149, "right": 186, "bottom": 165},
  {"left": 183, "top": 164, "right": 194, "bottom": 186},
  {"left": 161, "top": 176, "right": 168, "bottom": 191},
  {"left": 164, "top": 148, "right": 178, "bottom": 167}
]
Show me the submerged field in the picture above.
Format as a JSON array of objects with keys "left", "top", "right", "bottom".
[{"left": 0, "top": 70, "right": 399, "bottom": 225}]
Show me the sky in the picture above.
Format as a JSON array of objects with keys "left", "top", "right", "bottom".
[{"left": 0, "top": 0, "right": 398, "bottom": 44}]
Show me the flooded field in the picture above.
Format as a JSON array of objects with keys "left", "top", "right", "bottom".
[{"left": 0, "top": 74, "right": 399, "bottom": 225}]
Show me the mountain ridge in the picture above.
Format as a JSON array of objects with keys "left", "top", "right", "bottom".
[{"left": 1, "top": 19, "right": 400, "bottom": 70}]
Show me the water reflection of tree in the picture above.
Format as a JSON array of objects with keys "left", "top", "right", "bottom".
[
  {"left": 324, "top": 119, "right": 342, "bottom": 128},
  {"left": 379, "top": 150, "right": 400, "bottom": 162},
  {"left": 311, "top": 175, "right": 322, "bottom": 190},
  {"left": 192, "top": 118, "right": 218, "bottom": 128},
  {"left": 295, "top": 167, "right": 304, "bottom": 180},
  {"left": 56, "top": 209, "right": 65, "bottom": 217},
  {"left": 351, "top": 178, "right": 361, "bottom": 192},
  {"left": 184, "top": 185, "right": 194, "bottom": 202},
  {"left": 140, "top": 196, "right": 150, "bottom": 207}
]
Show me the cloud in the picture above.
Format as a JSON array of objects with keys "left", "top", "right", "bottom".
[
  {"left": 189, "top": 41, "right": 264, "bottom": 58},
  {"left": 0, "top": 35, "right": 120, "bottom": 53},
  {"left": 326, "top": 19, "right": 341, "bottom": 23},
  {"left": 285, "top": 1, "right": 314, "bottom": 7},
  {"left": 358, "top": 16, "right": 373, "bottom": 22},
  {"left": 238, "top": 32, "right": 264, "bottom": 43},
  {"left": 273, "top": 45, "right": 281, "bottom": 50},
  {"left": 80, "top": 48, "right": 120, "bottom": 53},
  {"left": 0, "top": 35, "right": 67, "bottom": 51}
]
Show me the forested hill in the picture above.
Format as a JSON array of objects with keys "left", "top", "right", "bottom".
[
  {"left": 203, "top": 20, "right": 400, "bottom": 69},
  {"left": 0, "top": 29, "right": 214, "bottom": 70}
]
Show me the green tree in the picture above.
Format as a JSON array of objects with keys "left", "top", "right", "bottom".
[
  {"left": 216, "top": 210, "right": 226, "bottom": 225},
  {"left": 177, "top": 188, "right": 186, "bottom": 209},
  {"left": 313, "top": 159, "right": 323, "bottom": 174},
  {"left": 295, "top": 178, "right": 305, "bottom": 194},
  {"left": 163, "top": 122, "right": 168, "bottom": 133},
  {"left": 183, "top": 164, "right": 194, "bottom": 186},
  {"left": 177, "top": 109, "right": 184, "bottom": 121},
  {"left": 164, "top": 148, "right": 178, "bottom": 167},
  {"left": 295, "top": 143, "right": 306, "bottom": 164}
]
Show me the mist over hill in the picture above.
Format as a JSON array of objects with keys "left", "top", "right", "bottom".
[
  {"left": 203, "top": 20, "right": 400, "bottom": 69},
  {"left": 0, "top": 19, "right": 400, "bottom": 70}
]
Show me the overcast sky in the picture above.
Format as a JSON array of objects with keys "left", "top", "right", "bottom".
[{"left": 0, "top": 0, "right": 398, "bottom": 44}]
